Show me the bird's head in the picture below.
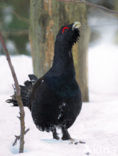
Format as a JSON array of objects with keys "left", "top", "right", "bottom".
[{"left": 56, "top": 21, "right": 81, "bottom": 46}]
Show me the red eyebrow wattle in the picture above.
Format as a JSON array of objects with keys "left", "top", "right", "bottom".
[{"left": 62, "top": 26, "right": 69, "bottom": 33}]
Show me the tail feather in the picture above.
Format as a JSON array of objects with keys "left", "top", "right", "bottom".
[
  {"left": 28, "top": 74, "right": 38, "bottom": 82},
  {"left": 7, "top": 74, "right": 38, "bottom": 109}
]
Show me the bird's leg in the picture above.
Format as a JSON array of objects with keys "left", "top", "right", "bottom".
[
  {"left": 61, "top": 127, "right": 71, "bottom": 140},
  {"left": 52, "top": 127, "right": 59, "bottom": 140},
  {"left": 61, "top": 127, "right": 86, "bottom": 144}
]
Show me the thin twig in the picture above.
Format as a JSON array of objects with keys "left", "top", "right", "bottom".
[
  {"left": 12, "top": 128, "right": 30, "bottom": 146},
  {"left": 85, "top": 0, "right": 118, "bottom": 15},
  {"left": 13, "top": 10, "right": 29, "bottom": 23},
  {"left": 0, "top": 4, "right": 28, "bottom": 23},
  {"left": 2, "top": 30, "right": 28, "bottom": 36},
  {"left": 58, "top": 0, "right": 118, "bottom": 15}
]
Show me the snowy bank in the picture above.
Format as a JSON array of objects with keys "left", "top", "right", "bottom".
[{"left": 0, "top": 52, "right": 118, "bottom": 156}]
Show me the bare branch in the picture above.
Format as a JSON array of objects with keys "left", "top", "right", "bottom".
[
  {"left": 13, "top": 10, "right": 29, "bottom": 23},
  {"left": 58, "top": 0, "right": 118, "bottom": 15},
  {"left": 0, "top": 32, "right": 26, "bottom": 153},
  {"left": 13, "top": 135, "right": 20, "bottom": 146},
  {"left": 0, "top": 33, "right": 20, "bottom": 95},
  {"left": 2, "top": 30, "right": 28, "bottom": 36},
  {"left": 85, "top": 0, "right": 118, "bottom": 15}
]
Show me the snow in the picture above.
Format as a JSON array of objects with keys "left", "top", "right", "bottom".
[
  {"left": 0, "top": 55, "right": 33, "bottom": 95},
  {"left": 89, "top": 44, "right": 118, "bottom": 102},
  {"left": 1, "top": 16, "right": 118, "bottom": 156}
]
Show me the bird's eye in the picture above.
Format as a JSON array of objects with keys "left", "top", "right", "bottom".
[{"left": 62, "top": 26, "right": 69, "bottom": 34}]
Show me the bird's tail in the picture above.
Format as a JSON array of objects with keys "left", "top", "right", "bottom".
[{"left": 6, "top": 74, "right": 38, "bottom": 109}]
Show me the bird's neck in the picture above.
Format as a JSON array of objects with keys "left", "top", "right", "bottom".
[{"left": 51, "top": 42, "right": 75, "bottom": 77}]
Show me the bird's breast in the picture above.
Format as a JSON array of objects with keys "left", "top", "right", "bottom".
[{"left": 45, "top": 76, "right": 80, "bottom": 98}]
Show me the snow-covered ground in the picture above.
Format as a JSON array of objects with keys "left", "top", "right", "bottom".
[
  {"left": 88, "top": 13, "right": 118, "bottom": 102},
  {"left": 1, "top": 15, "right": 118, "bottom": 156}
]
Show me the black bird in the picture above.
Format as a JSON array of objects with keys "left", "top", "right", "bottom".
[{"left": 7, "top": 22, "right": 82, "bottom": 141}]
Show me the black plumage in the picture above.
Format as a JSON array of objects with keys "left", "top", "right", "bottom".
[{"left": 7, "top": 22, "right": 82, "bottom": 140}]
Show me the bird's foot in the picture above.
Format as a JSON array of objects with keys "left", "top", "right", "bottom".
[
  {"left": 62, "top": 134, "right": 71, "bottom": 140},
  {"left": 53, "top": 135, "right": 60, "bottom": 140},
  {"left": 61, "top": 127, "right": 71, "bottom": 140},
  {"left": 69, "top": 138, "right": 86, "bottom": 145},
  {"left": 52, "top": 128, "right": 60, "bottom": 140}
]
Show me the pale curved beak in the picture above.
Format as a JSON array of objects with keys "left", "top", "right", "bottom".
[{"left": 72, "top": 21, "right": 81, "bottom": 30}]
